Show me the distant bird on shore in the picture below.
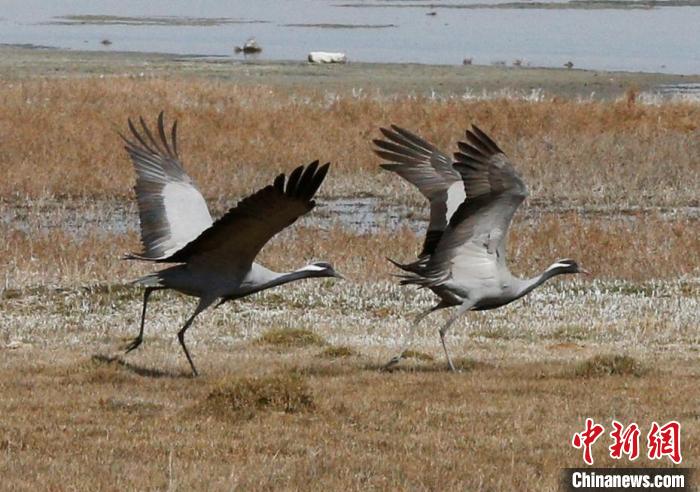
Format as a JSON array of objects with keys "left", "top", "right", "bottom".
[
  {"left": 564, "top": 61, "right": 574, "bottom": 69},
  {"left": 121, "top": 112, "right": 340, "bottom": 376},
  {"left": 374, "top": 124, "right": 589, "bottom": 371}
]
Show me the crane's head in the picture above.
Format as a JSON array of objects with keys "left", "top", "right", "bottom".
[
  {"left": 299, "top": 261, "right": 344, "bottom": 279},
  {"left": 546, "top": 259, "right": 590, "bottom": 276}
]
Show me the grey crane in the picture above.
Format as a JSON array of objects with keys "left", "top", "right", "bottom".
[
  {"left": 374, "top": 124, "right": 589, "bottom": 371},
  {"left": 121, "top": 112, "right": 341, "bottom": 376}
]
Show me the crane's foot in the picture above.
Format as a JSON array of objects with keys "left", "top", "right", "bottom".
[
  {"left": 124, "top": 336, "right": 143, "bottom": 354},
  {"left": 446, "top": 356, "right": 457, "bottom": 373}
]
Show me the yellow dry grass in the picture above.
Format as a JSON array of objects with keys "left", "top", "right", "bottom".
[
  {"left": 198, "top": 372, "right": 315, "bottom": 421},
  {"left": 0, "top": 78, "right": 698, "bottom": 206},
  {"left": 1, "top": 75, "right": 699, "bottom": 490},
  {"left": 0, "top": 350, "right": 697, "bottom": 490}
]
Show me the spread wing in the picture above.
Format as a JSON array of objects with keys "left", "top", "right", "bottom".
[
  {"left": 373, "top": 125, "right": 463, "bottom": 257},
  {"left": 161, "top": 161, "right": 330, "bottom": 271},
  {"left": 415, "top": 125, "right": 529, "bottom": 287},
  {"left": 122, "top": 112, "right": 213, "bottom": 260}
]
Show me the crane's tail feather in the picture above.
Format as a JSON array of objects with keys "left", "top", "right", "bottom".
[
  {"left": 387, "top": 256, "right": 429, "bottom": 274},
  {"left": 387, "top": 257, "right": 436, "bottom": 287},
  {"left": 123, "top": 251, "right": 170, "bottom": 262},
  {"left": 123, "top": 252, "right": 147, "bottom": 261},
  {"left": 133, "top": 272, "right": 165, "bottom": 288}
]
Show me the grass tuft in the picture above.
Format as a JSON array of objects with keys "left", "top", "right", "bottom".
[
  {"left": 317, "top": 346, "right": 358, "bottom": 358},
  {"left": 256, "top": 328, "right": 327, "bottom": 348},
  {"left": 450, "top": 357, "right": 481, "bottom": 372},
  {"left": 199, "top": 373, "right": 314, "bottom": 420},
  {"left": 574, "top": 354, "right": 648, "bottom": 378},
  {"left": 376, "top": 356, "right": 481, "bottom": 373},
  {"left": 290, "top": 364, "right": 355, "bottom": 377},
  {"left": 71, "top": 356, "right": 135, "bottom": 384},
  {"left": 402, "top": 350, "right": 435, "bottom": 361}
]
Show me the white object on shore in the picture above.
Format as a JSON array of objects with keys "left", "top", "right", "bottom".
[{"left": 308, "top": 52, "right": 347, "bottom": 64}]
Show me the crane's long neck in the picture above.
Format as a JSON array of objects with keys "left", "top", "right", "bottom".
[
  {"left": 515, "top": 263, "right": 571, "bottom": 299},
  {"left": 218, "top": 264, "right": 330, "bottom": 306},
  {"left": 255, "top": 264, "right": 329, "bottom": 292}
]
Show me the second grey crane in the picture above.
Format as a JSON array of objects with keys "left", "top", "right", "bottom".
[
  {"left": 374, "top": 124, "right": 588, "bottom": 371},
  {"left": 121, "top": 112, "right": 341, "bottom": 376}
]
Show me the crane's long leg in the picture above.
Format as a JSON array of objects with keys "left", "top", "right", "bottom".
[
  {"left": 383, "top": 306, "right": 436, "bottom": 370},
  {"left": 177, "top": 297, "right": 215, "bottom": 377},
  {"left": 439, "top": 302, "right": 473, "bottom": 372},
  {"left": 125, "top": 287, "right": 156, "bottom": 354}
]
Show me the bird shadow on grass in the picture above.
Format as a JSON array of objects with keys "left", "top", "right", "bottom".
[{"left": 90, "top": 354, "right": 192, "bottom": 379}]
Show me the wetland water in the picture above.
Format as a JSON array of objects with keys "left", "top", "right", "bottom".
[
  {"left": 2, "top": 0, "right": 700, "bottom": 74},
  {"left": 3, "top": 198, "right": 698, "bottom": 239}
]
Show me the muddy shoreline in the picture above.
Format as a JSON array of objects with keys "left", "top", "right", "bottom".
[{"left": 2, "top": 44, "right": 699, "bottom": 100}]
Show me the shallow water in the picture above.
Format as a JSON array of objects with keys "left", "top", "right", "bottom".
[
  {"left": 1, "top": 0, "right": 700, "bottom": 74},
  {"left": 3, "top": 198, "right": 698, "bottom": 240}
]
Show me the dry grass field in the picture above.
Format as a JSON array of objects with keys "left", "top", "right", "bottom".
[
  {"left": 1, "top": 77, "right": 699, "bottom": 205},
  {"left": 1, "top": 68, "right": 699, "bottom": 490}
]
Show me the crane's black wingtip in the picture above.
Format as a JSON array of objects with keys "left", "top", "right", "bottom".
[
  {"left": 117, "top": 130, "right": 130, "bottom": 145},
  {"left": 371, "top": 147, "right": 385, "bottom": 159},
  {"left": 388, "top": 124, "right": 418, "bottom": 139},
  {"left": 318, "top": 161, "right": 331, "bottom": 177},
  {"left": 304, "top": 160, "right": 320, "bottom": 178},
  {"left": 286, "top": 165, "right": 305, "bottom": 194},
  {"left": 139, "top": 115, "right": 149, "bottom": 130},
  {"left": 127, "top": 117, "right": 138, "bottom": 137},
  {"left": 466, "top": 124, "right": 503, "bottom": 155},
  {"left": 379, "top": 126, "right": 398, "bottom": 139},
  {"left": 305, "top": 161, "right": 330, "bottom": 198},
  {"left": 273, "top": 172, "right": 285, "bottom": 191}
]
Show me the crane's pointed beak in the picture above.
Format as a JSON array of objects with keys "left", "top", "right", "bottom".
[
  {"left": 579, "top": 267, "right": 592, "bottom": 277},
  {"left": 333, "top": 271, "right": 345, "bottom": 280}
]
